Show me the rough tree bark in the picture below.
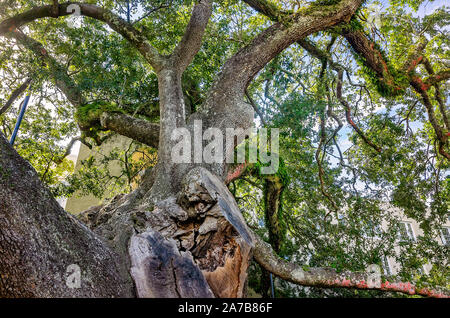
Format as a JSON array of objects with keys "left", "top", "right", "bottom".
[
  {"left": 0, "top": 0, "right": 449, "bottom": 298},
  {"left": 0, "top": 134, "right": 133, "bottom": 297}
]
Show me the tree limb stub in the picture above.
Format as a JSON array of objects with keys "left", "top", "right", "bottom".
[{"left": 129, "top": 228, "right": 215, "bottom": 298}]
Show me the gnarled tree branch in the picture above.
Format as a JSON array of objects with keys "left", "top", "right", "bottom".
[
  {"left": 242, "top": 0, "right": 348, "bottom": 73},
  {"left": 204, "top": 0, "right": 364, "bottom": 110},
  {"left": 252, "top": 233, "right": 450, "bottom": 298},
  {"left": 9, "top": 30, "right": 161, "bottom": 148},
  {"left": 170, "top": 0, "right": 212, "bottom": 72},
  {"left": 10, "top": 29, "right": 86, "bottom": 107}
]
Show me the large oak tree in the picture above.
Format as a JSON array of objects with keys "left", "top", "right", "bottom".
[{"left": 0, "top": 0, "right": 448, "bottom": 297}]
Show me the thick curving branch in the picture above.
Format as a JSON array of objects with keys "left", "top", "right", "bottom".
[
  {"left": 243, "top": 0, "right": 344, "bottom": 70},
  {"left": 252, "top": 233, "right": 450, "bottom": 298},
  {"left": 342, "top": 29, "right": 403, "bottom": 94},
  {"left": 242, "top": 0, "right": 348, "bottom": 73},
  {"left": 203, "top": 0, "right": 364, "bottom": 110},
  {"left": 170, "top": 0, "right": 212, "bottom": 72},
  {"left": 9, "top": 30, "right": 161, "bottom": 148},
  {"left": 0, "top": 133, "right": 133, "bottom": 297},
  {"left": 10, "top": 29, "right": 86, "bottom": 106},
  {"left": 99, "top": 112, "right": 160, "bottom": 148},
  {"left": 0, "top": 2, "right": 164, "bottom": 71},
  {"left": 242, "top": 0, "right": 291, "bottom": 18}
]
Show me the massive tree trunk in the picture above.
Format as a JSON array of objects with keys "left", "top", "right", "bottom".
[
  {"left": 0, "top": 134, "right": 133, "bottom": 297},
  {"left": 0, "top": 130, "right": 253, "bottom": 297}
]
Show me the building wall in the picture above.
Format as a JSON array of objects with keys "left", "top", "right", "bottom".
[{"left": 383, "top": 208, "right": 450, "bottom": 275}]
